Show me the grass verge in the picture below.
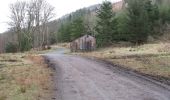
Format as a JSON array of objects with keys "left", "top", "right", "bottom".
[
  {"left": 0, "top": 53, "right": 54, "bottom": 100},
  {"left": 73, "top": 43, "right": 170, "bottom": 84}
]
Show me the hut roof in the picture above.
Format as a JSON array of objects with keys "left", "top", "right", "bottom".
[{"left": 74, "top": 34, "right": 95, "bottom": 42}]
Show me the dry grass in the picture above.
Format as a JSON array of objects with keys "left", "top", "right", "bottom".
[
  {"left": 0, "top": 53, "right": 54, "bottom": 100},
  {"left": 56, "top": 43, "right": 70, "bottom": 48},
  {"left": 74, "top": 43, "right": 170, "bottom": 80},
  {"left": 109, "top": 56, "right": 170, "bottom": 78},
  {"left": 27, "top": 43, "right": 70, "bottom": 55}
]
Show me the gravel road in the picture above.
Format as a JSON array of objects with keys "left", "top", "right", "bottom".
[{"left": 44, "top": 49, "right": 170, "bottom": 100}]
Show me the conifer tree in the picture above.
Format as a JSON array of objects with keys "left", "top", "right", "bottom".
[
  {"left": 95, "top": 1, "right": 115, "bottom": 47},
  {"left": 126, "top": 0, "right": 150, "bottom": 44},
  {"left": 70, "top": 17, "right": 86, "bottom": 40}
]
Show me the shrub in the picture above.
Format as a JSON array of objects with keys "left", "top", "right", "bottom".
[{"left": 5, "top": 42, "right": 18, "bottom": 53}]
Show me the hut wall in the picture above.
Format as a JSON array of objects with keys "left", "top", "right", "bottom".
[{"left": 70, "top": 35, "right": 96, "bottom": 52}]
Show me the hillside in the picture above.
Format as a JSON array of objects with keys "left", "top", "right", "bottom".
[
  {"left": 0, "top": 0, "right": 124, "bottom": 53},
  {"left": 1, "top": 0, "right": 170, "bottom": 53}
]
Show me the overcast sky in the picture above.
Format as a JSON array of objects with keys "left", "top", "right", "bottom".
[{"left": 0, "top": 0, "right": 121, "bottom": 33}]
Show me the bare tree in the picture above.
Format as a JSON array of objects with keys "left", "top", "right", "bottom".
[
  {"left": 41, "top": 1, "right": 55, "bottom": 48},
  {"left": 0, "top": 34, "right": 4, "bottom": 53},
  {"left": 9, "top": 1, "right": 27, "bottom": 50},
  {"left": 26, "top": 1, "right": 36, "bottom": 47},
  {"left": 8, "top": 0, "right": 55, "bottom": 51},
  {"left": 30, "top": 0, "right": 55, "bottom": 49},
  {"left": 31, "top": 0, "right": 43, "bottom": 48}
]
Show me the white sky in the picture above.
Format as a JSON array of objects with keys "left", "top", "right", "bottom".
[{"left": 0, "top": 0, "right": 121, "bottom": 33}]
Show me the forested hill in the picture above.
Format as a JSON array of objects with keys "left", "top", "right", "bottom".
[
  {"left": 0, "top": 1, "right": 102, "bottom": 53},
  {"left": 1, "top": 0, "right": 170, "bottom": 53},
  {"left": 37, "top": 0, "right": 170, "bottom": 35},
  {"left": 48, "top": 0, "right": 124, "bottom": 43},
  {"left": 27, "top": 0, "right": 170, "bottom": 39},
  {"left": 47, "top": 1, "right": 123, "bottom": 34},
  {"left": 46, "top": 3, "right": 100, "bottom": 35},
  {"left": 54, "top": 0, "right": 170, "bottom": 46}
]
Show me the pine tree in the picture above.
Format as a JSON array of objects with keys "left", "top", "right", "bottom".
[
  {"left": 144, "top": 0, "right": 159, "bottom": 35},
  {"left": 159, "top": 1, "right": 170, "bottom": 24},
  {"left": 70, "top": 17, "right": 86, "bottom": 40},
  {"left": 58, "top": 24, "right": 71, "bottom": 42},
  {"left": 126, "top": 0, "right": 150, "bottom": 44},
  {"left": 95, "top": 1, "right": 115, "bottom": 47},
  {"left": 116, "top": 11, "right": 129, "bottom": 41},
  {"left": 57, "top": 12, "right": 88, "bottom": 42}
]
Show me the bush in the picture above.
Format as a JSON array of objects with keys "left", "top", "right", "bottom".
[{"left": 5, "top": 42, "right": 18, "bottom": 53}]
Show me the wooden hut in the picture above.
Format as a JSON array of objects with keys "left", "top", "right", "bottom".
[{"left": 70, "top": 35, "right": 96, "bottom": 52}]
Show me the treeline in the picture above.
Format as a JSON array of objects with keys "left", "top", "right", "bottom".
[
  {"left": 3, "top": 0, "right": 170, "bottom": 52},
  {"left": 57, "top": 8, "right": 96, "bottom": 42},
  {"left": 57, "top": 0, "right": 170, "bottom": 47},
  {"left": 6, "top": 0, "right": 54, "bottom": 52}
]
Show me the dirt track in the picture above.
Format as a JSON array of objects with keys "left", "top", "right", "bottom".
[{"left": 45, "top": 49, "right": 170, "bottom": 100}]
